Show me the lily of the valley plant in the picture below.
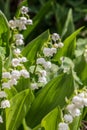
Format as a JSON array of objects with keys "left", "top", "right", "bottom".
[{"left": 0, "top": 5, "right": 87, "bottom": 130}]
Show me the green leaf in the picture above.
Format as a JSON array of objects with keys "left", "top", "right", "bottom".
[
  {"left": 26, "top": 73, "right": 74, "bottom": 128},
  {"left": 61, "top": 9, "right": 75, "bottom": 40},
  {"left": 22, "top": 30, "right": 50, "bottom": 64},
  {"left": 53, "top": 27, "right": 84, "bottom": 63},
  {"left": 6, "top": 89, "right": 34, "bottom": 130},
  {"left": 23, "top": 0, "right": 52, "bottom": 42},
  {"left": 0, "top": 10, "right": 10, "bottom": 56},
  {"left": 41, "top": 107, "right": 62, "bottom": 130}
]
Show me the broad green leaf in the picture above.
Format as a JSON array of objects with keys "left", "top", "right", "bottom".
[
  {"left": 61, "top": 9, "right": 75, "bottom": 40},
  {"left": 41, "top": 107, "right": 62, "bottom": 130},
  {"left": 6, "top": 89, "right": 34, "bottom": 130},
  {"left": 0, "top": 10, "right": 10, "bottom": 56},
  {"left": 53, "top": 27, "right": 84, "bottom": 63},
  {"left": 22, "top": 30, "right": 50, "bottom": 64},
  {"left": 23, "top": 0, "right": 52, "bottom": 42},
  {"left": 26, "top": 73, "right": 74, "bottom": 128}
]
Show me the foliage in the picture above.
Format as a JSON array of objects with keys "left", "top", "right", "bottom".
[{"left": 0, "top": 1, "right": 87, "bottom": 130}]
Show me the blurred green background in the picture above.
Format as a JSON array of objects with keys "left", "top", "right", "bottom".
[{"left": 0, "top": 0, "right": 87, "bottom": 43}]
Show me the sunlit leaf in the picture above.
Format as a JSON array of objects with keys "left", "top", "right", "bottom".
[
  {"left": 41, "top": 107, "right": 62, "bottom": 130},
  {"left": 6, "top": 89, "right": 34, "bottom": 130},
  {"left": 26, "top": 73, "right": 74, "bottom": 128}
]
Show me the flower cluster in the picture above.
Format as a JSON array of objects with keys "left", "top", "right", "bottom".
[
  {"left": 52, "top": 33, "right": 64, "bottom": 48},
  {"left": 0, "top": 6, "right": 32, "bottom": 123},
  {"left": 9, "top": 6, "right": 33, "bottom": 30},
  {"left": 29, "top": 33, "right": 64, "bottom": 90},
  {"left": 58, "top": 90, "right": 87, "bottom": 130}
]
